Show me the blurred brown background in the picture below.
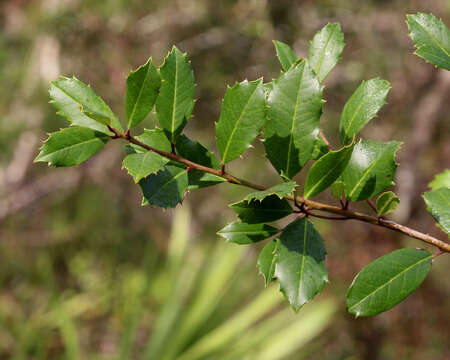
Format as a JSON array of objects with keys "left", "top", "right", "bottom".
[{"left": 0, "top": 0, "right": 449, "bottom": 359}]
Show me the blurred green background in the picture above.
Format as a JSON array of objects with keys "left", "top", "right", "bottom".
[{"left": 1, "top": 0, "right": 449, "bottom": 359}]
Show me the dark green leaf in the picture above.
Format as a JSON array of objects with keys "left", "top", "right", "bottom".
[
  {"left": 244, "top": 182, "right": 297, "bottom": 202},
  {"left": 308, "top": 23, "right": 345, "bottom": 82},
  {"left": 341, "top": 140, "right": 401, "bottom": 201},
  {"left": 49, "top": 76, "right": 123, "bottom": 134},
  {"left": 217, "top": 222, "right": 280, "bottom": 245},
  {"left": 215, "top": 79, "right": 266, "bottom": 163},
  {"left": 346, "top": 248, "right": 432, "bottom": 317},
  {"left": 264, "top": 59, "right": 323, "bottom": 178},
  {"left": 126, "top": 58, "right": 161, "bottom": 129},
  {"left": 275, "top": 218, "right": 328, "bottom": 312},
  {"left": 156, "top": 46, "right": 195, "bottom": 143},
  {"left": 339, "top": 78, "right": 390, "bottom": 144},
  {"left": 258, "top": 239, "right": 280, "bottom": 286},
  {"left": 230, "top": 195, "right": 293, "bottom": 224},
  {"left": 407, "top": 13, "right": 450, "bottom": 71},
  {"left": 122, "top": 152, "right": 169, "bottom": 183},
  {"left": 35, "top": 127, "right": 108, "bottom": 167},
  {"left": 429, "top": 169, "right": 450, "bottom": 190},
  {"left": 423, "top": 188, "right": 450, "bottom": 235},
  {"left": 376, "top": 191, "right": 400, "bottom": 216},
  {"left": 140, "top": 165, "right": 188, "bottom": 208},
  {"left": 273, "top": 40, "right": 297, "bottom": 71},
  {"left": 304, "top": 144, "right": 354, "bottom": 199}
]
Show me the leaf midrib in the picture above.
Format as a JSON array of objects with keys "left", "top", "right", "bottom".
[
  {"left": 297, "top": 220, "right": 308, "bottom": 303},
  {"left": 315, "top": 25, "right": 337, "bottom": 77},
  {"left": 39, "top": 137, "right": 101, "bottom": 160},
  {"left": 148, "top": 169, "right": 186, "bottom": 201},
  {"left": 412, "top": 17, "right": 450, "bottom": 57},
  {"left": 128, "top": 61, "right": 154, "bottom": 127}
]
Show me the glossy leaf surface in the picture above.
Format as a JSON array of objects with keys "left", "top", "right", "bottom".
[
  {"left": 244, "top": 182, "right": 297, "bottom": 202},
  {"left": 423, "top": 188, "right": 450, "bottom": 234},
  {"left": 132, "top": 128, "right": 172, "bottom": 153},
  {"left": 35, "top": 127, "right": 108, "bottom": 166},
  {"left": 339, "top": 78, "right": 390, "bottom": 144},
  {"left": 275, "top": 218, "right": 328, "bottom": 312},
  {"left": 217, "top": 222, "right": 280, "bottom": 245},
  {"left": 265, "top": 60, "right": 323, "bottom": 178},
  {"left": 347, "top": 248, "right": 432, "bottom": 317},
  {"left": 230, "top": 195, "right": 293, "bottom": 224},
  {"left": 341, "top": 140, "right": 401, "bottom": 201},
  {"left": 376, "top": 191, "right": 400, "bottom": 216},
  {"left": 258, "top": 239, "right": 280, "bottom": 286},
  {"left": 429, "top": 169, "right": 450, "bottom": 190},
  {"left": 122, "top": 152, "right": 169, "bottom": 183},
  {"left": 273, "top": 40, "right": 297, "bottom": 71},
  {"left": 215, "top": 79, "right": 266, "bottom": 163}
]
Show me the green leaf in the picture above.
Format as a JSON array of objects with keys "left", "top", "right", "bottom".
[
  {"left": 273, "top": 40, "right": 297, "bottom": 71},
  {"left": 429, "top": 169, "right": 450, "bottom": 190},
  {"left": 376, "top": 191, "right": 400, "bottom": 216},
  {"left": 330, "top": 180, "right": 345, "bottom": 200},
  {"left": 341, "top": 140, "right": 401, "bottom": 202},
  {"left": 264, "top": 59, "right": 323, "bottom": 178},
  {"left": 126, "top": 57, "right": 161, "bottom": 129},
  {"left": 156, "top": 46, "right": 195, "bottom": 143},
  {"left": 308, "top": 23, "right": 345, "bottom": 82},
  {"left": 244, "top": 182, "right": 297, "bottom": 202},
  {"left": 423, "top": 188, "right": 450, "bottom": 235},
  {"left": 35, "top": 127, "right": 108, "bottom": 167},
  {"left": 339, "top": 78, "right": 390, "bottom": 144},
  {"left": 49, "top": 76, "right": 123, "bottom": 134},
  {"left": 217, "top": 222, "right": 280, "bottom": 245},
  {"left": 122, "top": 152, "right": 169, "bottom": 183},
  {"left": 311, "top": 135, "right": 329, "bottom": 160},
  {"left": 346, "top": 248, "right": 432, "bottom": 317},
  {"left": 215, "top": 79, "right": 266, "bottom": 164},
  {"left": 132, "top": 128, "right": 172, "bottom": 153},
  {"left": 230, "top": 195, "right": 293, "bottom": 224},
  {"left": 140, "top": 165, "right": 188, "bottom": 208},
  {"left": 257, "top": 239, "right": 280, "bottom": 285},
  {"left": 275, "top": 218, "right": 328, "bottom": 312},
  {"left": 304, "top": 144, "right": 354, "bottom": 199},
  {"left": 407, "top": 13, "right": 450, "bottom": 71}
]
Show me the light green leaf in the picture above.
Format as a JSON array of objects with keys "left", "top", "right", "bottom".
[
  {"left": 140, "top": 165, "right": 188, "bottom": 208},
  {"left": 275, "top": 218, "right": 328, "bottom": 312},
  {"left": 407, "top": 13, "right": 450, "bottom": 71},
  {"left": 126, "top": 57, "right": 161, "bottom": 129},
  {"left": 341, "top": 140, "right": 401, "bottom": 201},
  {"left": 429, "top": 169, "right": 450, "bottom": 190},
  {"left": 330, "top": 180, "right": 345, "bottom": 200},
  {"left": 244, "top": 182, "right": 297, "bottom": 202},
  {"left": 35, "top": 127, "right": 108, "bottom": 167},
  {"left": 423, "top": 188, "right": 450, "bottom": 234},
  {"left": 122, "top": 152, "right": 169, "bottom": 183},
  {"left": 308, "top": 23, "right": 345, "bottom": 82},
  {"left": 156, "top": 46, "right": 195, "bottom": 143},
  {"left": 217, "top": 222, "right": 280, "bottom": 245},
  {"left": 264, "top": 59, "right": 323, "bottom": 178},
  {"left": 258, "top": 239, "right": 280, "bottom": 286},
  {"left": 215, "top": 79, "right": 266, "bottom": 163},
  {"left": 131, "top": 128, "right": 172, "bottom": 153},
  {"left": 49, "top": 76, "right": 123, "bottom": 134},
  {"left": 230, "top": 195, "right": 293, "bottom": 224},
  {"left": 376, "top": 191, "right": 400, "bottom": 216},
  {"left": 339, "top": 78, "right": 390, "bottom": 144},
  {"left": 346, "top": 248, "right": 432, "bottom": 317},
  {"left": 304, "top": 144, "right": 354, "bottom": 199},
  {"left": 273, "top": 40, "right": 297, "bottom": 71}
]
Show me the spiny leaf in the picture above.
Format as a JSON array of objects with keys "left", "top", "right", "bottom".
[
  {"left": 49, "top": 76, "right": 122, "bottom": 134},
  {"left": 429, "top": 169, "right": 450, "bottom": 191},
  {"left": 264, "top": 59, "right": 323, "bottom": 178},
  {"left": 244, "top": 182, "right": 297, "bottom": 202},
  {"left": 217, "top": 222, "right": 280, "bottom": 245},
  {"left": 156, "top": 46, "right": 195, "bottom": 143},
  {"left": 230, "top": 195, "right": 293, "bottom": 224},
  {"left": 275, "top": 218, "right": 328, "bottom": 312},
  {"left": 35, "top": 127, "right": 108, "bottom": 167},
  {"left": 376, "top": 191, "right": 400, "bottom": 216},
  {"left": 339, "top": 78, "right": 390, "bottom": 145},
  {"left": 215, "top": 79, "right": 266, "bottom": 164},
  {"left": 423, "top": 188, "right": 450, "bottom": 235},
  {"left": 341, "top": 140, "right": 401, "bottom": 202},
  {"left": 140, "top": 165, "right": 188, "bottom": 209},
  {"left": 407, "top": 13, "right": 450, "bottom": 71},
  {"left": 273, "top": 40, "right": 297, "bottom": 71},
  {"left": 308, "top": 23, "right": 345, "bottom": 82},
  {"left": 258, "top": 239, "right": 280, "bottom": 286},
  {"left": 346, "top": 248, "right": 432, "bottom": 317},
  {"left": 126, "top": 57, "right": 161, "bottom": 129},
  {"left": 304, "top": 144, "right": 354, "bottom": 199},
  {"left": 122, "top": 152, "right": 169, "bottom": 183}
]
